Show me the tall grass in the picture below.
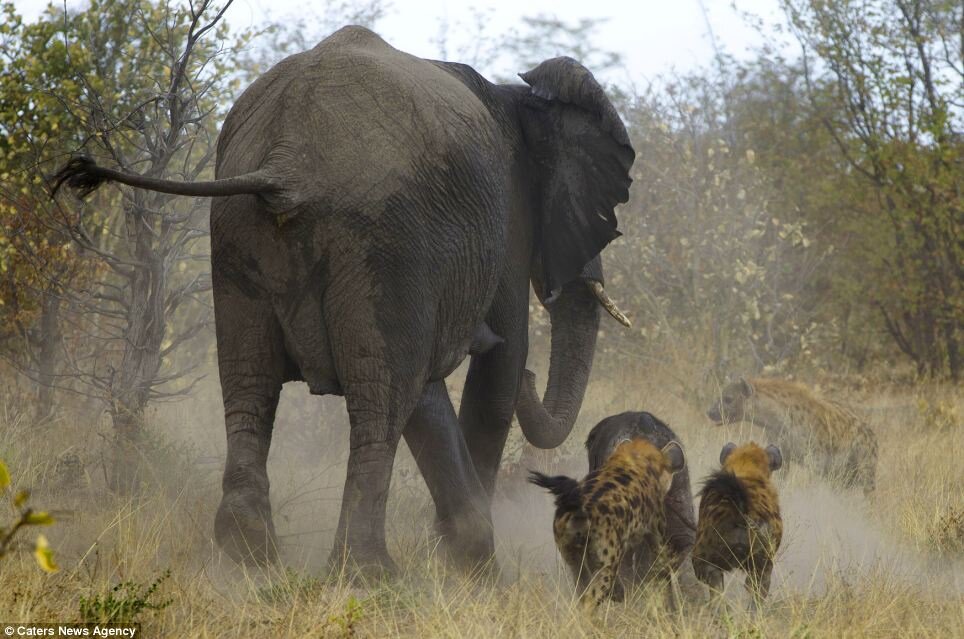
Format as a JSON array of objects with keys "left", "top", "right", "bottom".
[{"left": 0, "top": 370, "right": 960, "bottom": 637}]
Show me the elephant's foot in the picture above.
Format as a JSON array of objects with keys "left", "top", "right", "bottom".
[
  {"left": 435, "top": 512, "right": 497, "bottom": 573},
  {"left": 327, "top": 542, "right": 399, "bottom": 584},
  {"left": 214, "top": 490, "right": 278, "bottom": 566}
]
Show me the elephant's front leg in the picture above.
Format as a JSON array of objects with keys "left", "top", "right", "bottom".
[
  {"left": 403, "top": 381, "right": 494, "bottom": 569},
  {"left": 458, "top": 316, "right": 527, "bottom": 497}
]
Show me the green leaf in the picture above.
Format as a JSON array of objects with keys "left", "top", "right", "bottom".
[
  {"left": 34, "top": 534, "right": 58, "bottom": 573},
  {"left": 25, "top": 511, "right": 54, "bottom": 526}
]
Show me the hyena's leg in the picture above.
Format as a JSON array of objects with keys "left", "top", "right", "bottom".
[
  {"left": 859, "top": 456, "right": 877, "bottom": 496},
  {"left": 562, "top": 541, "right": 590, "bottom": 595},
  {"left": 610, "top": 562, "right": 627, "bottom": 603},
  {"left": 831, "top": 445, "right": 860, "bottom": 489},
  {"left": 700, "top": 563, "right": 725, "bottom": 594},
  {"left": 578, "top": 533, "right": 619, "bottom": 609},
  {"left": 556, "top": 515, "right": 592, "bottom": 595},
  {"left": 854, "top": 430, "right": 878, "bottom": 496},
  {"left": 745, "top": 556, "right": 773, "bottom": 602},
  {"left": 655, "top": 543, "right": 682, "bottom": 611},
  {"left": 582, "top": 559, "right": 621, "bottom": 609},
  {"left": 692, "top": 545, "right": 726, "bottom": 595}
]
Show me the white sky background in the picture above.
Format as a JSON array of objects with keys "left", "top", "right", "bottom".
[{"left": 11, "top": 0, "right": 789, "bottom": 85}]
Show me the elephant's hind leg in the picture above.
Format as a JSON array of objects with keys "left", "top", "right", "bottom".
[
  {"left": 403, "top": 381, "right": 494, "bottom": 570},
  {"left": 213, "top": 291, "right": 286, "bottom": 566},
  {"left": 329, "top": 352, "right": 426, "bottom": 581}
]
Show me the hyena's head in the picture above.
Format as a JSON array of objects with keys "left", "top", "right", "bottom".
[
  {"left": 614, "top": 439, "right": 686, "bottom": 496},
  {"left": 719, "top": 441, "right": 783, "bottom": 478},
  {"left": 706, "top": 377, "right": 754, "bottom": 425}
]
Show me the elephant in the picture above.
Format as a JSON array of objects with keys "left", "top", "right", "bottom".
[
  {"left": 585, "top": 412, "right": 698, "bottom": 589},
  {"left": 53, "top": 25, "right": 635, "bottom": 577}
]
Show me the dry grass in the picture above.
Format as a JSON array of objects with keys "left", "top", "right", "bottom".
[{"left": 0, "top": 371, "right": 961, "bottom": 638}]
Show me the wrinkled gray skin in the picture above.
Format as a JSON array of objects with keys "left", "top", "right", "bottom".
[
  {"left": 585, "top": 412, "right": 697, "bottom": 587},
  {"left": 53, "top": 26, "right": 635, "bottom": 577}
]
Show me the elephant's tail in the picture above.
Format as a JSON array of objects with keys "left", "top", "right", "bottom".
[
  {"left": 528, "top": 471, "right": 582, "bottom": 514},
  {"left": 50, "top": 155, "right": 282, "bottom": 200}
]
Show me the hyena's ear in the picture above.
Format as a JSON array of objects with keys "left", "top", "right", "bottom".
[
  {"left": 765, "top": 444, "right": 783, "bottom": 471},
  {"left": 661, "top": 441, "right": 685, "bottom": 474},
  {"left": 739, "top": 377, "right": 754, "bottom": 397},
  {"left": 719, "top": 442, "right": 737, "bottom": 465}
]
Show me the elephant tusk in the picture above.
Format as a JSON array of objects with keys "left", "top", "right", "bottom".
[{"left": 587, "top": 281, "right": 632, "bottom": 328}]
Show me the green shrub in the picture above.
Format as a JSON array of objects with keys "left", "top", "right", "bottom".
[
  {"left": 79, "top": 570, "right": 173, "bottom": 623},
  {"left": 0, "top": 459, "right": 57, "bottom": 572}
]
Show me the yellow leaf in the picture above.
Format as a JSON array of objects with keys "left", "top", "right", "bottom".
[
  {"left": 25, "top": 511, "right": 54, "bottom": 526},
  {"left": 0, "top": 460, "right": 9, "bottom": 490},
  {"left": 34, "top": 535, "right": 58, "bottom": 573},
  {"left": 14, "top": 489, "right": 29, "bottom": 508}
]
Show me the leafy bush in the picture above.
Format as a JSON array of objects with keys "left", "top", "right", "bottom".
[
  {"left": 256, "top": 568, "right": 325, "bottom": 604},
  {"left": 327, "top": 596, "right": 364, "bottom": 638},
  {"left": 79, "top": 570, "right": 172, "bottom": 624},
  {"left": 0, "top": 459, "right": 57, "bottom": 573}
]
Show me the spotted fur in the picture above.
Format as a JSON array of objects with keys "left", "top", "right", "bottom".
[
  {"left": 707, "top": 377, "right": 878, "bottom": 494},
  {"left": 529, "top": 438, "right": 684, "bottom": 608},
  {"left": 692, "top": 442, "right": 783, "bottom": 601},
  {"left": 585, "top": 413, "right": 697, "bottom": 585}
]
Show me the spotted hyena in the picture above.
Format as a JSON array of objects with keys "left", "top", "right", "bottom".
[
  {"left": 584, "top": 412, "right": 697, "bottom": 586},
  {"left": 707, "top": 377, "right": 878, "bottom": 495},
  {"left": 692, "top": 442, "right": 783, "bottom": 601},
  {"left": 529, "top": 438, "right": 685, "bottom": 608}
]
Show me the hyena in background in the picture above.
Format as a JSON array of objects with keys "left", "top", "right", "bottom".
[
  {"left": 529, "top": 439, "right": 686, "bottom": 608},
  {"left": 692, "top": 442, "right": 783, "bottom": 602},
  {"left": 707, "top": 377, "right": 878, "bottom": 495}
]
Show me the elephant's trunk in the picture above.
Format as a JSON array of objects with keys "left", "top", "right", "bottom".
[{"left": 516, "top": 277, "right": 601, "bottom": 449}]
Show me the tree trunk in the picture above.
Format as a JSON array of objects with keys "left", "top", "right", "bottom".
[
  {"left": 104, "top": 194, "right": 168, "bottom": 493},
  {"left": 945, "top": 321, "right": 961, "bottom": 382},
  {"left": 34, "top": 292, "right": 61, "bottom": 419},
  {"left": 106, "top": 402, "right": 146, "bottom": 494}
]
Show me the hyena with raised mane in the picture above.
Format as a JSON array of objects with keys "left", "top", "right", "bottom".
[
  {"left": 692, "top": 442, "right": 783, "bottom": 602},
  {"left": 529, "top": 438, "right": 685, "bottom": 608},
  {"left": 707, "top": 377, "right": 878, "bottom": 494}
]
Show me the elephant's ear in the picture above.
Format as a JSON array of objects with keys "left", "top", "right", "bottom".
[{"left": 519, "top": 57, "right": 635, "bottom": 300}]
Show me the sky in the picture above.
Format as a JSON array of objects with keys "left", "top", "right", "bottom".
[{"left": 11, "top": 0, "right": 788, "bottom": 85}]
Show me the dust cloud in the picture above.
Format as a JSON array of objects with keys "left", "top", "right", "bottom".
[
  {"left": 153, "top": 367, "right": 962, "bottom": 604},
  {"left": 775, "top": 482, "right": 964, "bottom": 596}
]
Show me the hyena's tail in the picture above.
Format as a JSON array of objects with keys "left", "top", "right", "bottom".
[{"left": 528, "top": 471, "right": 582, "bottom": 513}]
